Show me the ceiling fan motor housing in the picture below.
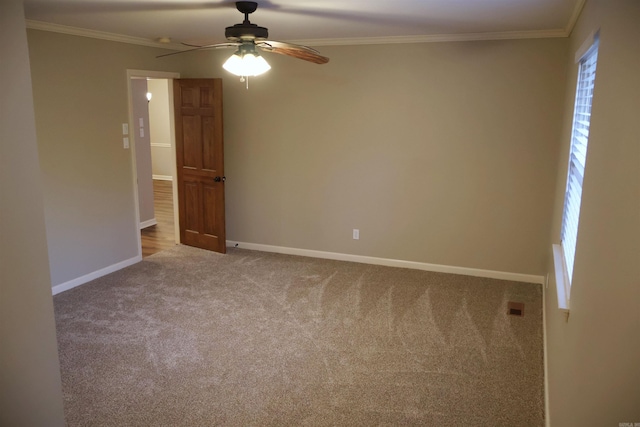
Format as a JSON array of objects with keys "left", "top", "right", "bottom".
[
  {"left": 225, "top": 23, "right": 268, "bottom": 41},
  {"left": 226, "top": 1, "right": 268, "bottom": 41}
]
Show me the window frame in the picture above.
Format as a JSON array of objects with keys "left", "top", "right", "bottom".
[{"left": 553, "top": 31, "right": 600, "bottom": 312}]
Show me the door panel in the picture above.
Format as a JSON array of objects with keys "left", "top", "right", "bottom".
[
  {"left": 200, "top": 87, "right": 215, "bottom": 108},
  {"left": 203, "top": 184, "right": 217, "bottom": 235},
  {"left": 174, "top": 79, "right": 226, "bottom": 253},
  {"left": 202, "top": 117, "right": 216, "bottom": 170},
  {"left": 184, "top": 180, "right": 199, "bottom": 232},
  {"left": 182, "top": 116, "right": 200, "bottom": 169}
]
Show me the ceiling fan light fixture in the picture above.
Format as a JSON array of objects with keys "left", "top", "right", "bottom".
[{"left": 223, "top": 44, "right": 271, "bottom": 77}]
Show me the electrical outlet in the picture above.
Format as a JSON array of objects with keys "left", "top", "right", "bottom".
[{"left": 353, "top": 229, "right": 359, "bottom": 240}]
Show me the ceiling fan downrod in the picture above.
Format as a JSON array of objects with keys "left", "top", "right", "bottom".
[{"left": 236, "top": 1, "right": 258, "bottom": 23}]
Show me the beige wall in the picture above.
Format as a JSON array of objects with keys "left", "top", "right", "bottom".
[
  {"left": 27, "top": 30, "right": 189, "bottom": 286},
  {"left": 131, "top": 78, "right": 155, "bottom": 225},
  {"left": 545, "top": 0, "right": 640, "bottom": 425},
  {"left": 27, "top": 29, "right": 569, "bottom": 289},
  {"left": 183, "top": 38, "right": 568, "bottom": 276},
  {"left": 0, "top": 1, "right": 65, "bottom": 425},
  {"left": 148, "top": 79, "right": 174, "bottom": 179}
]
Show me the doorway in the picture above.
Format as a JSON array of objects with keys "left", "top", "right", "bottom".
[
  {"left": 127, "top": 70, "right": 181, "bottom": 258},
  {"left": 140, "top": 179, "right": 175, "bottom": 257}
]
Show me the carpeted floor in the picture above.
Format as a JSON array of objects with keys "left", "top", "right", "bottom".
[{"left": 54, "top": 245, "right": 544, "bottom": 426}]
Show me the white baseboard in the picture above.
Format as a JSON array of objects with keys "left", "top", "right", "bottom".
[
  {"left": 51, "top": 255, "right": 141, "bottom": 295},
  {"left": 50, "top": 241, "right": 543, "bottom": 296},
  {"left": 542, "top": 281, "right": 551, "bottom": 426},
  {"left": 226, "top": 241, "right": 545, "bottom": 285},
  {"left": 152, "top": 175, "right": 173, "bottom": 181},
  {"left": 139, "top": 218, "right": 157, "bottom": 229}
]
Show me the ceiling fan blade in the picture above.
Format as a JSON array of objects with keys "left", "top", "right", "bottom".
[
  {"left": 256, "top": 41, "right": 329, "bottom": 65},
  {"left": 156, "top": 42, "right": 240, "bottom": 58}
]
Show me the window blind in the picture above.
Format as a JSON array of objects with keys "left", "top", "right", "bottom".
[{"left": 561, "top": 40, "right": 599, "bottom": 285}]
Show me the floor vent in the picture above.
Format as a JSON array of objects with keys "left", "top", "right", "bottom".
[{"left": 507, "top": 302, "right": 524, "bottom": 317}]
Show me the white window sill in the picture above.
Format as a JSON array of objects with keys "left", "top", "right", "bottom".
[{"left": 552, "top": 244, "right": 571, "bottom": 312}]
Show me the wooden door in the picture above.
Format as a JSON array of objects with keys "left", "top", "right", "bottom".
[{"left": 173, "top": 79, "right": 226, "bottom": 253}]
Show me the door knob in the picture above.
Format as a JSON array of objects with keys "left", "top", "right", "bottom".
[{"left": 214, "top": 176, "right": 226, "bottom": 182}]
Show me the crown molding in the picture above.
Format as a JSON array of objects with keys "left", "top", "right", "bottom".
[
  {"left": 25, "top": 20, "right": 185, "bottom": 50},
  {"left": 27, "top": 19, "right": 569, "bottom": 51},
  {"left": 290, "top": 29, "right": 568, "bottom": 47},
  {"left": 565, "top": 0, "right": 587, "bottom": 37}
]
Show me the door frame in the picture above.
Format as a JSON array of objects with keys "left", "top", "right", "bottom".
[{"left": 126, "top": 69, "right": 181, "bottom": 258}]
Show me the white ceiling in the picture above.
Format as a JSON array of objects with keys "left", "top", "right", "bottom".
[{"left": 23, "top": 0, "right": 584, "bottom": 47}]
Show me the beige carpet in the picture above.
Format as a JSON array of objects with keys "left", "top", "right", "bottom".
[{"left": 54, "top": 245, "right": 544, "bottom": 426}]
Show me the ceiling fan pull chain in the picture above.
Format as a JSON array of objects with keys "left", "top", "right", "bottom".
[{"left": 239, "top": 75, "right": 249, "bottom": 90}]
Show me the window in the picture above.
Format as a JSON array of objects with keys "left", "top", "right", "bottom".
[{"left": 553, "top": 32, "right": 599, "bottom": 310}]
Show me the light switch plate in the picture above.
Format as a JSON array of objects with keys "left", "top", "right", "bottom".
[
  {"left": 123, "top": 137, "right": 129, "bottom": 149},
  {"left": 122, "top": 123, "right": 129, "bottom": 135}
]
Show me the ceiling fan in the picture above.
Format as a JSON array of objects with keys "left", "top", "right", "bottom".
[{"left": 157, "top": 1, "right": 329, "bottom": 84}]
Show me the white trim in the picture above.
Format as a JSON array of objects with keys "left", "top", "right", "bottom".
[
  {"left": 289, "top": 29, "right": 567, "bottom": 47},
  {"left": 167, "top": 82, "right": 180, "bottom": 244},
  {"left": 27, "top": 19, "right": 568, "bottom": 50},
  {"left": 542, "top": 282, "right": 551, "bottom": 427},
  {"left": 565, "top": 0, "right": 587, "bottom": 37},
  {"left": 552, "top": 244, "right": 570, "bottom": 312},
  {"left": 26, "top": 20, "right": 185, "bottom": 50},
  {"left": 227, "top": 241, "right": 545, "bottom": 285},
  {"left": 139, "top": 218, "right": 157, "bottom": 229},
  {"left": 126, "top": 69, "right": 181, "bottom": 260},
  {"left": 127, "top": 69, "right": 180, "bottom": 80},
  {"left": 51, "top": 255, "right": 141, "bottom": 295},
  {"left": 152, "top": 174, "right": 173, "bottom": 181},
  {"left": 574, "top": 30, "right": 599, "bottom": 63},
  {"left": 150, "top": 142, "right": 171, "bottom": 148},
  {"left": 127, "top": 73, "right": 143, "bottom": 261}
]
